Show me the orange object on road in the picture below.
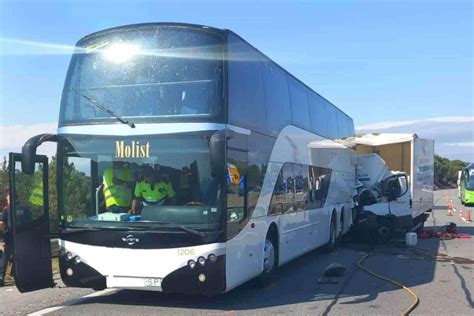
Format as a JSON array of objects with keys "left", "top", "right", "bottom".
[
  {"left": 459, "top": 209, "right": 463, "bottom": 218},
  {"left": 447, "top": 203, "right": 453, "bottom": 216},
  {"left": 466, "top": 210, "right": 472, "bottom": 222}
]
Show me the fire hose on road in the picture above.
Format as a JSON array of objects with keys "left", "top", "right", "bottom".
[{"left": 357, "top": 252, "right": 419, "bottom": 316}]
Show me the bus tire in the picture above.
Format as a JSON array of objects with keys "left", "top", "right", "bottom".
[
  {"left": 322, "top": 212, "right": 337, "bottom": 253},
  {"left": 258, "top": 227, "right": 278, "bottom": 285},
  {"left": 337, "top": 208, "right": 344, "bottom": 240}
]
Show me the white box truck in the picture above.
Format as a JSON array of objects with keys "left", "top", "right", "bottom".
[{"left": 343, "top": 133, "right": 434, "bottom": 237}]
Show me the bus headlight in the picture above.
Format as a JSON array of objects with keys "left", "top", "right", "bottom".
[
  {"left": 188, "top": 260, "right": 196, "bottom": 269},
  {"left": 74, "top": 256, "right": 81, "bottom": 264},
  {"left": 198, "top": 273, "right": 206, "bottom": 282},
  {"left": 66, "top": 252, "right": 74, "bottom": 260},
  {"left": 208, "top": 254, "right": 217, "bottom": 263},
  {"left": 66, "top": 268, "right": 74, "bottom": 276},
  {"left": 198, "top": 256, "right": 206, "bottom": 266}
]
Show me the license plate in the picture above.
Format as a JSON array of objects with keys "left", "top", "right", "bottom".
[{"left": 144, "top": 278, "right": 162, "bottom": 287}]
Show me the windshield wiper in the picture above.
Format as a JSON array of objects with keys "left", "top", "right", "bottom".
[
  {"left": 73, "top": 89, "right": 136, "bottom": 128},
  {"left": 146, "top": 222, "right": 205, "bottom": 238},
  {"left": 65, "top": 224, "right": 146, "bottom": 231}
]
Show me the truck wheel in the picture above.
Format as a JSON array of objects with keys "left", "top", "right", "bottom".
[
  {"left": 322, "top": 213, "right": 337, "bottom": 253},
  {"left": 377, "top": 225, "right": 392, "bottom": 243}
]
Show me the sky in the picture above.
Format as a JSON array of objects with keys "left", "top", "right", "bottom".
[{"left": 0, "top": 0, "right": 472, "bottom": 160}]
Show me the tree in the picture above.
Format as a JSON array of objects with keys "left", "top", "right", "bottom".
[
  {"left": 0, "top": 156, "right": 8, "bottom": 193},
  {"left": 434, "top": 155, "right": 467, "bottom": 188}
]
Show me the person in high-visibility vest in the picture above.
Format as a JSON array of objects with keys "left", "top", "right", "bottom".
[
  {"left": 103, "top": 161, "right": 134, "bottom": 213},
  {"left": 129, "top": 165, "right": 175, "bottom": 214},
  {"left": 28, "top": 176, "right": 44, "bottom": 207}
]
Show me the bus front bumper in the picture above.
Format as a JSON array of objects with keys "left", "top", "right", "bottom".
[{"left": 59, "top": 241, "right": 227, "bottom": 296}]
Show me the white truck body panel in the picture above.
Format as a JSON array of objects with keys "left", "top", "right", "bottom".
[{"left": 411, "top": 138, "right": 434, "bottom": 218}]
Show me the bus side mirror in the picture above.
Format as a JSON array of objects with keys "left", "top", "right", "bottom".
[
  {"left": 209, "top": 131, "right": 226, "bottom": 178},
  {"left": 21, "top": 134, "right": 58, "bottom": 175}
]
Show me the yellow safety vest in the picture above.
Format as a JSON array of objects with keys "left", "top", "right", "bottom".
[
  {"left": 134, "top": 180, "right": 175, "bottom": 204},
  {"left": 28, "top": 178, "right": 43, "bottom": 207},
  {"left": 103, "top": 167, "right": 134, "bottom": 208}
]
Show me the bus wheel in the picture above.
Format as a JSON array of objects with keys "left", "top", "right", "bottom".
[
  {"left": 258, "top": 230, "right": 278, "bottom": 285},
  {"left": 338, "top": 209, "right": 344, "bottom": 239},
  {"left": 322, "top": 213, "right": 337, "bottom": 253}
]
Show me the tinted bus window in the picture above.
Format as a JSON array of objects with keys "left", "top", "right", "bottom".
[
  {"left": 60, "top": 26, "right": 224, "bottom": 125},
  {"left": 307, "top": 165, "right": 332, "bottom": 209},
  {"left": 263, "top": 62, "right": 291, "bottom": 135},
  {"left": 345, "top": 116, "right": 354, "bottom": 136},
  {"left": 288, "top": 78, "right": 310, "bottom": 130},
  {"left": 326, "top": 103, "right": 339, "bottom": 139},
  {"left": 293, "top": 164, "right": 309, "bottom": 212},
  {"left": 337, "top": 110, "right": 349, "bottom": 138},
  {"left": 270, "top": 164, "right": 294, "bottom": 214},
  {"left": 308, "top": 93, "right": 328, "bottom": 138},
  {"left": 227, "top": 34, "right": 266, "bottom": 132}
]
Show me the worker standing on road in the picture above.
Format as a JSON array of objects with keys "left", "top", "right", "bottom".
[
  {"left": 103, "top": 161, "right": 134, "bottom": 213},
  {"left": 129, "top": 166, "right": 176, "bottom": 215}
]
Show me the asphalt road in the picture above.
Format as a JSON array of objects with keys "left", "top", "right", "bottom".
[{"left": 1, "top": 189, "right": 472, "bottom": 315}]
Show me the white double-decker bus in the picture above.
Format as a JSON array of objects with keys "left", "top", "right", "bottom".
[{"left": 8, "top": 23, "right": 355, "bottom": 295}]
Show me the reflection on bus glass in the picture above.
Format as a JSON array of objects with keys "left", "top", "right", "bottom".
[{"left": 60, "top": 27, "right": 224, "bottom": 124}]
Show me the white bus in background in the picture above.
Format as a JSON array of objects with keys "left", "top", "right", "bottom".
[{"left": 9, "top": 23, "right": 355, "bottom": 295}]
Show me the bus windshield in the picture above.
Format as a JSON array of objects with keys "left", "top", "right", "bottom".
[
  {"left": 59, "top": 25, "right": 224, "bottom": 125},
  {"left": 467, "top": 169, "right": 474, "bottom": 190},
  {"left": 57, "top": 132, "right": 222, "bottom": 231}
]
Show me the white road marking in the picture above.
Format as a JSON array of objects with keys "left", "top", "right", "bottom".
[
  {"left": 82, "top": 288, "right": 116, "bottom": 298},
  {"left": 29, "top": 306, "right": 65, "bottom": 316},
  {"left": 28, "top": 289, "right": 116, "bottom": 316}
]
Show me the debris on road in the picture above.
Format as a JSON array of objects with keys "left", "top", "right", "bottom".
[
  {"left": 323, "top": 263, "right": 346, "bottom": 278},
  {"left": 318, "top": 263, "right": 346, "bottom": 284}
]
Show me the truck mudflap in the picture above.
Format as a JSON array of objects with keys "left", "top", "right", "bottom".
[{"left": 353, "top": 210, "right": 413, "bottom": 243}]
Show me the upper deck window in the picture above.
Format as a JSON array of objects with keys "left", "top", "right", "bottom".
[{"left": 59, "top": 26, "right": 224, "bottom": 126}]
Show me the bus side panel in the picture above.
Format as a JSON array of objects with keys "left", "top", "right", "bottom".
[
  {"left": 412, "top": 138, "right": 434, "bottom": 218},
  {"left": 225, "top": 218, "right": 268, "bottom": 291},
  {"left": 224, "top": 162, "right": 280, "bottom": 292}
]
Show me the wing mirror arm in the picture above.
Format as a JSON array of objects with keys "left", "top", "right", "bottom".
[{"left": 21, "top": 134, "right": 58, "bottom": 175}]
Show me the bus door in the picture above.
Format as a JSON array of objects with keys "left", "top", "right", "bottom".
[{"left": 8, "top": 153, "right": 54, "bottom": 293}]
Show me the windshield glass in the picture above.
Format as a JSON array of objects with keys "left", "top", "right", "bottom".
[
  {"left": 57, "top": 133, "right": 222, "bottom": 231},
  {"left": 59, "top": 25, "right": 224, "bottom": 125},
  {"left": 467, "top": 169, "right": 474, "bottom": 190}
]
